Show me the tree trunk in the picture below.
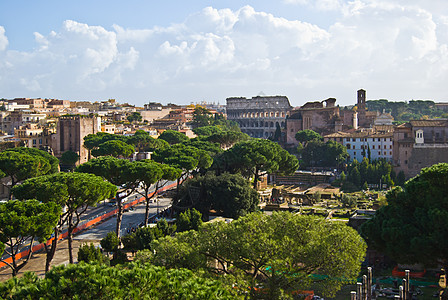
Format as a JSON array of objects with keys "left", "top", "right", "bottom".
[
  {"left": 253, "top": 167, "right": 259, "bottom": 190},
  {"left": 115, "top": 194, "right": 123, "bottom": 238},
  {"left": 8, "top": 178, "right": 15, "bottom": 200},
  {"left": 144, "top": 198, "right": 150, "bottom": 228},
  {"left": 44, "top": 228, "right": 59, "bottom": 273},
  {"left": 10, "top": 242, "right": 17, "bottom": 277},
  {"left": 144, "top": 183, "right": 158, "bottom": 227},
  {"left": 67, "top": 213, "right": 74, "bottom": 264}
]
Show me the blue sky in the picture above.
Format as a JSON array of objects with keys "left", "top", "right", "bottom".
[{"left": 1, "top": 0, "right": 447, "bottom": 107}]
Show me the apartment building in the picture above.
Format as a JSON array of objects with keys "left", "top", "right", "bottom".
[
  {"left": 324, "top": 128, "right": 394, "bottom": 162},
  {"left": 393, "top": 120, "right": 448, "bottom": 178}
]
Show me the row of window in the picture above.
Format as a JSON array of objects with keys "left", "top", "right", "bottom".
[
  {"left": 228, "top": 111, "right": 286, "bottom": 118},
  {"left": 352, "top": 151, "right": 392, "bottom": 156},
  {"left": 239, "top": 121, "right": 285, "bottom": 128},
  {"left": 329, "top": 137, "right": 391, "bottom": 143},
  {"left": 346, "top": 137, "right": 390, "bottom": 142},
  {"left": 346, "top": 144, "right": 392, "bottom": 150}
]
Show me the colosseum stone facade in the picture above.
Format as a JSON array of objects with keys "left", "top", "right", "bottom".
[{"left": 226, "top": 95, "right": 292, "bottom": 138}]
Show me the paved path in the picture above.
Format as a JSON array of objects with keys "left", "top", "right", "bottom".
[
  {"left": 0, "top": 197, "right": 172, "bottom": 281},
  {"left": 75, "top": 197, "right": 172, "bottom": 240}
]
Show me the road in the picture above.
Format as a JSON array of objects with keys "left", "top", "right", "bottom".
[{"left": 74, "top": 197, "right": 172, "bottom": 240}]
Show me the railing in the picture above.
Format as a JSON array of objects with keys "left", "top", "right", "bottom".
[{"left": 0, "top": 181, "right": 178, "bottom": 269}]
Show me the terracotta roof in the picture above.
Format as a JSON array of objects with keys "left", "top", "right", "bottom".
[
  {"left": 324, "top": 130, "right": 392, "bottom": 138},
  {"left": 396, "top": 123, "right": 412, "bottom": 128},
  {"left": 410, "top": 120, "right": 448, "bottom": 127},
  {"left": 372, "top": 125, "right": 394, "bottom": 132}
]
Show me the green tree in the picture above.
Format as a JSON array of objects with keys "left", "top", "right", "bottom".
[
  {"left": 122, "top": 220, "right": 175, "bottom": 252},
  {"left": 178, "top": 173, "right": 259, "bottom": 219},
  {"left": 83, "top": 132, "right": 126, "bottom": 160},
  {"left": 8, "top": 147, "right": 60, "bottom": 174},
  {"left": 153, "top": 144, "right": 213, "bottom": 192},
  {"left": 152, "top": 212, "right": 366, "bottom": 298},
  {"left": 133, "top": 160, "right": 181, "bottom": 226},
  {"left": 0, "top": 200, "right": 61, "bottom": 276},
  {"left": 217, "top": 139, "right": 299, "bottom": 190},
  {"left": 0, "top": 149, "right": 55, "bottom": 199},
  {"left": 60, "top": 150, "right": 80, "bottom": 170},
  {"left": 127, "top": 130, "right": 169, "bottom": 152},
  {"left": 396, "top": 170, "right": 406, "bottom": 186},
  {"left": 78, "top": 243, "right": 108, "bottom": 265},
  {"left": 158, "top": 130, "right": 189, "bottom": 145},
  {"left": 126, "top": 111, "right": 142, "bottom": 123},
  {"left": 300, "top": 140, "right": 348, "bottom": 169},
  {"left": 207, "top": 131, "right": 249, "bottom": 149},
  {"left": 76, "top": 156, "right": 138, "bottom": 238},
  {"left": 184, "top": 139, "right": 223, "bottom": 158},
  {"left": 100, "top": 231, "right": 120, "bottom": 255},
  {"left": 341, "top": 194, "right": 357, "bottom": 208},
  {"left": 361, "top": 163, "right": 448, "bottom": 270},
  {"left": 192, "top": 107, "right": 213, "bottom": 128},
  {"left": 12, "top": 172, "right": 117, "bottom": 266},
  {"left": 193, "top": 125, "right": 223, "bottom": 137},
  {"left": 272, "top": 123, "right": 282, "bottom": 141},
  {"left": 295, "top": 129, "right": 323, "bottom": 145},
  {"left": 176, "top": 208, "right": 203, "bottom": 232},
  {"left": 0, "top": 263, "right": 236, "bottom": 299},
  {"left": 91, "top": 140, "right": 135, "bottom": 158},
  {"left": 362, "top": 181, "right": 369, "bottom": 190},
  {"left": 349, "top": 166, "right": 361, "bottom": 188}
]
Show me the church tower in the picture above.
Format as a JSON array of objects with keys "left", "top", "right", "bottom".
[{"left": 357, "top": 89, "right": 366, "bottom": 127}]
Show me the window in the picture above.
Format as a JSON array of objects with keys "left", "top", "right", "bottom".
[
  {"left": 378, "top": 151, "right": 381, "bottom": 155},
  {"left": 372, "top": 145, "right": 375, "bottom": 149},
  {"left": 352, "top": 138, "right": 355, "bottom": 142},
  {"left": 346, "top": 144, "right": 351, "bottom": 149},
  {"left": 354, "top": 151, "right": 356, "bottom": 155},
  {"left": 32, "top": 139, "right": 36, "bottom": 145}
]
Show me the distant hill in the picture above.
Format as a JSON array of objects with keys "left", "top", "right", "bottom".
[{"left": 345, "top": 99, "right": 448, "bottom": 123}]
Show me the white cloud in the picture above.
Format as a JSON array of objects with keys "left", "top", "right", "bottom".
[
  {"left": 283, "top": 0, "right": 344, "bottom": 11},
  {"left": 0, "top": 2, "right": 447, "bottom": 104},
  {"left": 0, "top": 26, "right": 8, "bottom": 51}
]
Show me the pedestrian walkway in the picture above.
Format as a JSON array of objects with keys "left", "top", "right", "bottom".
[{"left": 0, "top": 239, "right": 100, "bottom": 281}]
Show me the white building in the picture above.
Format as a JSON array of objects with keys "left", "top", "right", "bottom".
[{"left": 324, "top": 128, "right": 393, "bottom": 162}]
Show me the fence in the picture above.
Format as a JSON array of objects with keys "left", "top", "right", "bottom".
[{"left": 0, "top": 181, "right": 178, "bottom": 269}]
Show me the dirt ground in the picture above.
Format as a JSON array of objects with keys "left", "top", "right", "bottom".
[{"left": 0, "top": 238, "right": 101, "bottom": 281}]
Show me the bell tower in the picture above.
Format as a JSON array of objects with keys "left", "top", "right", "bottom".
[{"left": 357, "top": 89, "right": 366, "bottom": 127}]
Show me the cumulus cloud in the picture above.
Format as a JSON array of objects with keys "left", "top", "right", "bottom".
[
  {"left": 283, "top": 0, "right": 344, "bottom": 11},
  {"left": 0, "top": 26, "right": 8, "bottom": 51},
  {"left": 0, "top": 2, "right": 447, "bottom": 104}
]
